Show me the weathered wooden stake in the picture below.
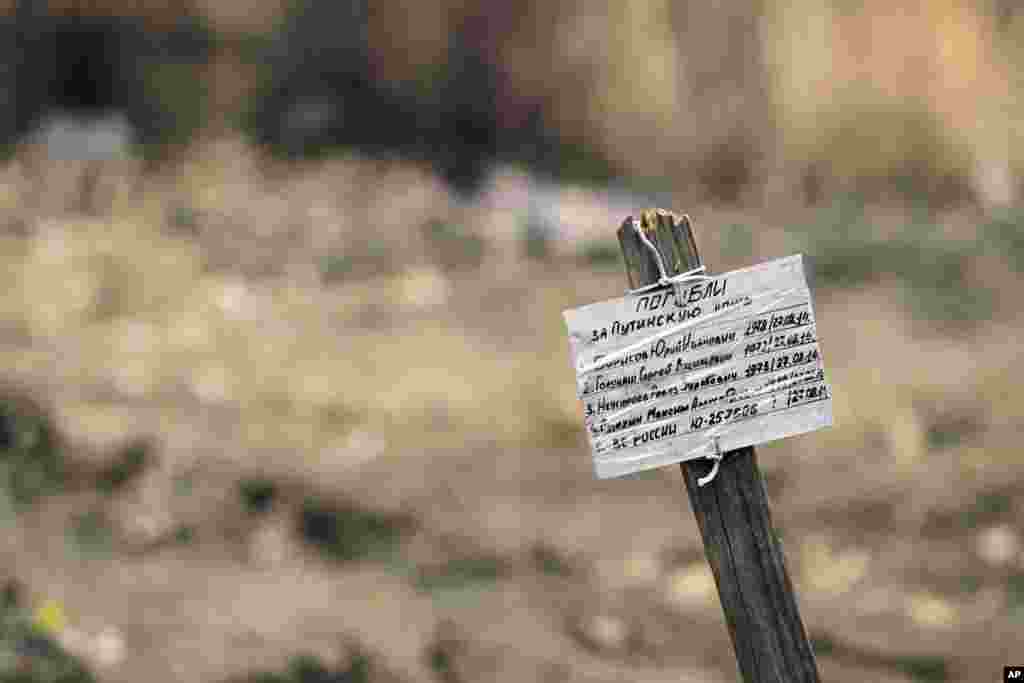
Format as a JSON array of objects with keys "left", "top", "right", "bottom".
[{"left": 617, "top": 209, "right": 820, "bottom": 683}]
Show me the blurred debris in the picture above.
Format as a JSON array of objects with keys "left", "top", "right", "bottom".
[
  {"left": 65, "top": 509, "right": 114, "bottom": 559},
  {"left": 425, "top": 620, "right": 463, "bottom": 683},
  {"left": 0, "top": 0, "right": 213, "bottom": 161},
  {"left": 529, "top": 543, "right": 574, "bottom": 578},
  {"left": 25, "top": 112, "right": 133, "bottom": 162},
  {"left": 95, "top": 438, "right": 152, "bottom": 496},
  {"left": 983, "top": 206, "right": 1024, "bottom": 272},
  {"left": 521, "top": 215, "right": 556, "bottom": 261},
  {"left": 572, "top": 613, "right": 632, "bottom": 655},
  {"left": 0, "top": 584, "right": 98, "bottom": 682},
  {"left": 1007, "top": 573, "right": 1024, "bottom": 620},
  {"left": 247, "top": 513, "right": 294, "bottom": 569},
  {"left": 716, "top": 222, "right": 754, "bottom": 262},
  {"left": 0, "top": 389, "right": 66, "bottom": 508},
  {"left": 809, "top": 633, "right": 950, "bottom": 683},
  {"left": 975, "top": 525, "right": 1020, "bottom": 568},
  {"left": 924, "top": 410, "right": 985, "bottom": 452},
  {"left": 87, "top": 625, "right": 126, "bottom": 670},
  {"left": 32, "top": 599, "right": 66, "bottom": 637},
  {"left": 420, "top": 220, "right": 485, "bottom": 272},
  {"left": 398, "top": 266, "right": 451, "bottom": 310},
  {"left": 298, "top": 497, "right": 411, "bottom": 563},
  {"left": 799, "top": 536, "right": 871, "bottom": 596},
  {"left": 167, "top": 203, "right": 202, "bottom": 235},
  {"left": 663, "top": 563, "right": 717, "bottom": 609},
  {"left": 1, "top": 7, "right": 1024, "bottom": 679},
  {"left": 961, "top": 492, "right": 1012, "bottom": 531},
  {"left": 240, "top": 0, "right": 426, "bottom": 166},
  {"left": 414, "top": 556, "right": 504, "bottom": 594},
  {"left": 577, "top": 240, "right": 620, "bottom": 269},
  {"left": 173, "top": 524, "right": 194, "bottom": 545},
  {"left": 239, "top": 478, "right": 278, "bottom": 515},
  {"left": 793, "top": 198, "right": 996, "bottom": 328},
  {"left": 905, "top": 592, "right": 958, "bottom": 629},
  {"left": 226, "top": 649, "right": 375, "bottom": 683}
]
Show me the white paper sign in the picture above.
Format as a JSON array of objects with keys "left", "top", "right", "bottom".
[{"left": 563, "top": 254, "right": 832, "bottom": 479}]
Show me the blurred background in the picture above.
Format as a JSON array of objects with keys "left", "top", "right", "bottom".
[{"left": 1, "top": 0, "right": 1022, "bottom": 681}]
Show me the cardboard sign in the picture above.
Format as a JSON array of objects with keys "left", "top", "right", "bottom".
[{"left": 564, "top": 254, "right": 832, "bottom": 479}]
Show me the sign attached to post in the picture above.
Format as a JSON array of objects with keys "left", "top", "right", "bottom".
[{"left": 564, "top": 253, "right": 832, "bottom": 479}]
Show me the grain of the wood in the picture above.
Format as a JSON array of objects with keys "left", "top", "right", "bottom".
[
  {"left": 616, "top": 208, "right": 821, "bottom": 683},
  {"left": 616, "top": 209, "right": 700, "bottom": 291}
]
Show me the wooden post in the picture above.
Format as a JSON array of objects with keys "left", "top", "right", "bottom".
[{"left": 617, "top": 209, "right": 821, "bottom": 683}]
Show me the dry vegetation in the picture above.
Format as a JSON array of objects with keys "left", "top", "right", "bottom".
[{"left": 2, "top": 2, "right": 1024, "bottom": 682}]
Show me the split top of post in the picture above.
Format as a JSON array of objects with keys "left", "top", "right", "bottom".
[{"left": 617, "top": 209, "right": 701, "bottom": 292}]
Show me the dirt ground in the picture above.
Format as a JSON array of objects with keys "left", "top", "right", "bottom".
[{"left": 1, "top": 147, "right": 1023, "bottom": 682}]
